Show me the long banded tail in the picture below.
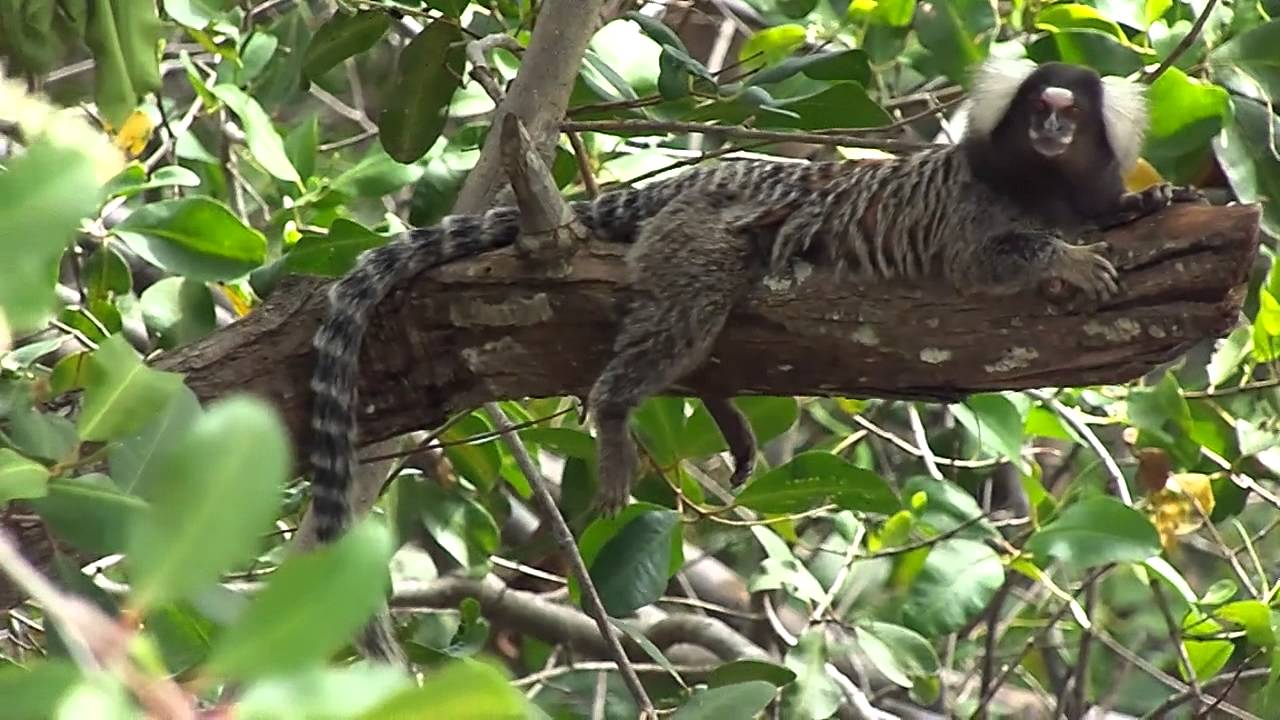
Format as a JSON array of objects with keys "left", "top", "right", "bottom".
[{"left": 308, "top": 208, "right": 519, "bottom": 542}]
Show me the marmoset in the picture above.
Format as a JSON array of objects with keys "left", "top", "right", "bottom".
[{"left": 309, "top": 58, "right": 1197, "bottom": 543}]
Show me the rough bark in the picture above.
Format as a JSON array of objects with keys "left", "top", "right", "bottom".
[{"left": 155, "top": 202, "right": 1260, "bottom": 453}]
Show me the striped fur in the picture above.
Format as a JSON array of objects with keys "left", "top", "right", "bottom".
[{"left": 309, "top": 62, "right": 1162, "bottom": 542}]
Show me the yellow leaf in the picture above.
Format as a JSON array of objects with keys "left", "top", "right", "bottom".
[
  {"left": 106, "top": 110, "right": 154, "bottom": 157},
  {"left": 1124, "top": 157, "right": 1164, "bottom": 192}
]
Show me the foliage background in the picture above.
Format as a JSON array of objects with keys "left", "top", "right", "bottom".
[{"left": 2, "top": 0, "right": 1280, "bottom": 717}]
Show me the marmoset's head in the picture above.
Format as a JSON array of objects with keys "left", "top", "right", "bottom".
[{"left": 965, "top": 58, "right": 1147, "bottom": 172}]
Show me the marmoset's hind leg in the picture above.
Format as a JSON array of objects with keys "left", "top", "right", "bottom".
[
  {"left": 588, "top": 190, "right": 757, "bottom": 515},
  {"left": 704, "top": 398, "right": 756, "bottom": 487}
]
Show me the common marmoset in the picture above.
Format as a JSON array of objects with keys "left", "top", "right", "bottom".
[{"left": 309, "top": 58, "right": 1198, "bottom": 545}]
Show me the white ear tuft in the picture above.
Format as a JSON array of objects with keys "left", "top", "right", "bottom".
[
  {"left": 1100, "top": 74, "right": 1148, "bottom": 171},
  {"left": 964, "top": 57, "right": 1038, "bottom": 140}
]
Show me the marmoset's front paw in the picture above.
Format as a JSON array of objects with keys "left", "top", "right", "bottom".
[{"left": 1045, "top": 241, "right": 1119, "bottom": 306}]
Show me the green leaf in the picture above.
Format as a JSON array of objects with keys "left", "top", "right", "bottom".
[
  {"left": 736, "top": 451, "right": 899, "bottom": 514},
  {"left": 236, "top": 665, "right": 411, "bottom": 720},
  {"left": 205, "top": 520, "right": 394, "bottom": 678},
  {"left": 284, "top": 115, "right": 319, "bottom": 181},
  {"left": 378, "top": 20, "right": 465, "bottom": 163},
  {"left": 903, "top": 476, "right": 999, "bottom": 540},
  {"left": 914, "top": 0, "right": 995, "bottom": 85},
  {"left": 108, "top": 386, "right": 202, "bottom": 496},
  {"left": 0, "top": 448, "right": 50, "bottom": 503},
  {"left": 588, "top": 508, "right": 681, "bottom": 616},
  {"left": 1215, "top": 600, "right": 1276, "bottom": 647},
  {"left": 1035, "top": 4, "right": 1127, "bottom": 40},
  {"left": 0, "top": 140, "right": 102, "bottom": 332},
  {"left": 127, "top": 396, "right": 289, "bottom": 611},
  {"left": 708, "top": 659, "right": 797, "bottom": 689},
  {"left": 853, "top": 625, "right": 911, "bottom": 687},
  {"left": 739, "top": 24, "right": 807, "bottom": 71},
  {"left": 285, "top": 219, "right": 387, "bottom": 278},
  {"left": 211, "top": 84, "right": 301, "bottom": 184},
  {"left": 6, "top": 407, "right": 78, "bottom": 463},
  {"left": 623, "top": 12, "right": 687, "bottom": 52},
  {"left": 303, "top": 11, "right": 390, "bottom": 80},
  {"left": 1024, "top": 497, "right": 1161, "bottom": 570},
  {"left": 440, "top": 413, "right": 504, "bottom": 493},
  {"left": 104, "top": 164, "right": 201, "bottom": 199},
  {"left": 84, "top": 0, "right": 164, "bottom": 126},
  {"left": 31, "top": 474, "right": 146, "bottom": 555},
  {"left": 115, "top": 197, "right": 268, "bottom": 281},
  {"left": 761, "top": 82, "right": 891, "bottom": 130},
  {"left": 407, "top": 482, "right": 500, "bottom": 571},
  {"left": 84, "top": 245, "right": 133, "bottom": 297},
  {"left": 672, "top": 681, "right": 777, "bottom": 719},
  {"left": 140, "top": 278, "right": 216, "bottom": 350},
  {"left": 78, "top": 335, "right": 185, "bottom": 442},
  {"left": 1215, "top": 96, "right": 1280, "bottom": 239},
  {"left": 748, "top": 49, "right": 871, "bottom": 87},
  {"left": 781, "top": 631, "right": 842, "bottom": 719},
  {"left": 1026, "top": 29, "right": 1147, "bottom": 77},
  {"left": 857, "top": 621, "right": 940, "bottom": 682},
  {"left": 1183, "top": 638, "right": 1233, "bottom": 681},
  {"left": 1146, "top": 67, "right": 1230, "bottom": 165},
  {"left": 1209, "top": 19, "right": 1280, "bottom": 101},
  {"left": 900, "top": 539, "right": 1004, "bottom": 637},
  {"left": 356, "top": 659, "right": 528, "bottom": 719},
  {"left": 0, "top": 661, "right": 82, "bottom": 719},
  {"left": 951, "top": 394, "right": 1026, "bottom": 467}
]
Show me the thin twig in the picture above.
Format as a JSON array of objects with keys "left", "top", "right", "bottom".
[
  {"left": 1028, "top": 390, "right": 1133, "bottom": 506},
  {"left": 1147, "top": 578, "right": 1204, "bottom": 709},
  {"left": 907, "top": 404, "right": 944, "bottom": 481},
  {"left": 1144, "top": 0, "right": 1221, "bottom": 82},
  {"left": 481, "top": 403, "right": 656, "bottom": 717}
]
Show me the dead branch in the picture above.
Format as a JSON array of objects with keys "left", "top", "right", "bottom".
[{"left": 157, "top": 202, "right": 1258, "bottom": 451}]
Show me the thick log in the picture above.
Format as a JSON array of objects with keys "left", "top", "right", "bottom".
[{"left": 157, "top": 203, "right": 1260, "bottom": 450}]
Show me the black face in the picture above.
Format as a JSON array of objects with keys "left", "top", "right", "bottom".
[{"left": 1001, "top": 62, "right": 1107, "bottom": 161}]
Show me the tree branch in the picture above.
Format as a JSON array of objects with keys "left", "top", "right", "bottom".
[{"left": 155, "top": 202, "right": 1260, "bottom": 451}]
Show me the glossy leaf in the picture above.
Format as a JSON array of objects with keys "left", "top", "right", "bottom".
[
  {"left": 736, "top": 451, "right": 899, "bottom": 514},
  {"left": 914, "top": 0, "right": 995, "bottom": 85},
  {"left": 0, "top": 141, "right": 102, "bottom": 332},
  {"left": 672, "top": 681, "right": 777, "bottom": 719},
  {"left": 108, "top": 387, "right": 202, "bottom": 496},
  {"left": 6, "top": 407, "right": 78, "bottom": 464},
  {"left": 32, "top": 474, "right": 146, "bottom": 555},
  {"left": 0, "top": 661, "right": 82, "bottom": 720},
  {"left": 140, "top": 277, "right": 217, "bottom": 349},
  {"left": 84, "top": 0, "right": 164, "bottom": 126},
  {"left": 0, "top": 448, "right": 50, "bottom": 503},
  {"left": 285, "top": 218, "right": 387, "bottom": 278},
  {"left": 211, "top": 84, "right": 301, "bottom": 183},
  {"left": 78, "top": 335, "right": 185, "bottom": 442},
  {"left": 708, "top": 659, "right": 797, "bottom": 688},
  {"left": 378, "top": 20, "right": 466, "bottom": 163},
  {"left": 588, "top": 508, "right": 682, "bottom": 616},
  {"left": 235, "top": 665, "right": 410, "bottom": 720},
  {"left": 1024, "top": 497, "right": 1162, "bottom": 570},
  {"left": 355, "top": 659, "right": 528, "bottom": 719},
  {"left": 127, "top": 396, "right": 289, "bottom": 611},
  {"left": 115, "top": 197, "right": 267, "bottom": 281},
  {"left": 84, "top": 245, "right": 133, "bottom": 297},
  {"left": 303, "top": 12, "right": 390, "bottom": 81},
  {"left": 205, "top": 520, "right": 394, "bottom": 678},
  {"left": 104, "top": 164, "right": 201, "bottom": 199},
  {"left": 952, "top": 394, "right": 1025, "bottom": 466},
  {"left": 900, "top": 539, "right": 1004, "bottom": 636}
]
